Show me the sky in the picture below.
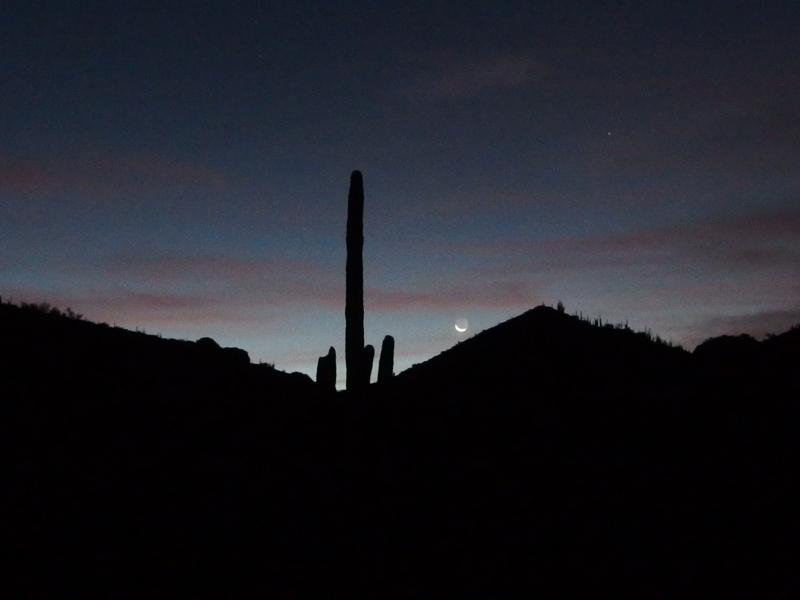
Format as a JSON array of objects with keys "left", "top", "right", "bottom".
[{"left": 2, "top": 1, "right": 799, "bottom": 386}]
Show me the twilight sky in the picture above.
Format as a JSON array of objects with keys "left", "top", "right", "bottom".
[{"left": 2, "top": 1, "right": 799, "bottom": 386}]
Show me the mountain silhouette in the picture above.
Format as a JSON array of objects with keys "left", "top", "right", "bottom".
[
  {"left": 393, "top": 305, "right": 687, "bottom": 394},
  {"left": 3, "top": 299, "right": 800, "bottom": 596}
]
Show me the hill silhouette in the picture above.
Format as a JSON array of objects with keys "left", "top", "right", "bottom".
[
  {"left": 394, "top": 305, "right": 687, "bottom": 394},
  {"left": 3, "top": 299, "right": 800, "bottom": 596},
  {"left": 1, "top": 300, "right": 315, "bottom": 399}
]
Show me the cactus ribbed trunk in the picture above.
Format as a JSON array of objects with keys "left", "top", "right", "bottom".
[
  {"left": 378, "top": 335, "right": 395, "bottom": 383},
  {"left": 345, "top": 171, "right": 365, "bottom": 391}
]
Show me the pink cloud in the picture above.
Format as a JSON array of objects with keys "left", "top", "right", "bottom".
[
  {"left": 7, "top": 209, "right": 796, "bottom": 340},
  {"left": 0, "top": 153, "right": 228, "bottom": 198},
  {"left": 438, "top": 210, "right": 800, "bottom": 274},
  {"left": 366, "top": 280, "right": 539, "bottom": 312},
  {"left": 97, "top": 253, "right": 346, "bottom": 313},
  {"left": 3, "top": 287, "right": 238, "bottom": 327},
  {"left": 105, "top": 254, "right": 324, "bottom": 286},
  {"left": 103, "top": 254, "right": 536, "bottom": 318}
]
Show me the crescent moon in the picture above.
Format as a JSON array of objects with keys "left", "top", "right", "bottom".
[{"left": 454, "top": 318, "right": 468, "bottom": 333}]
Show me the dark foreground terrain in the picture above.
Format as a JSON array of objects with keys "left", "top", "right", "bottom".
[{"left": 3, "top": 301, "right": 799, "bottom": 596}]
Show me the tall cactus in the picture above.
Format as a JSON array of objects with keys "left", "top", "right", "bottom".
[
  {"left": 378, "top": 335, "right": 395, "bottom": 383},
  {"left": 346, "top": 170, "right": 366, "bottom": 391},
  {"left": 315, "top": 346, "right": 336, "bottom": 392}
]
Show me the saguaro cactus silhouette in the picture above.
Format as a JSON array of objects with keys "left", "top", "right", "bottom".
[
  {"left": 378, "top": 335, "right": 395, "bottom": 383},
  {"left": 346, "top": 170, "right": 366, "bottom": 391},
  {"left": 316, "top": 346, "right": 336, "bottom": 392}
]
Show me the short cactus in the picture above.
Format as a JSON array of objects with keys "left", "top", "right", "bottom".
[
  {"left": 378, "top": 335, "right": 395, "bottom": 383},
  {"left": 363, "top": 344, "right": 375, "bottom": 385},
  {"left": 316, "top": 346, "right": 336, "bottom": 392}
]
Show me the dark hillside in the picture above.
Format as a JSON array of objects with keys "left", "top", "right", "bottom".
[
  {"left": 3, "top": 301, "right": 800, "bottom": 596},
  {"left": 0, "top": 301, "right": 314, "bottom": 399},
  {"left": 394, "top": 305, "right": 689, "bottom": 397},
  {"left": 1, "top": 302, "right": 341, "bottom": 596},
  {"left": 365, "top": 307, "right": 800, "bottom": 595}
]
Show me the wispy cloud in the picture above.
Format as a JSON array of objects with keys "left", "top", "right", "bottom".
[
  {"left": 0, "top": 153, "right": 228, "bottom": 198},
  {"left": 418, "top": 210, "right": 800, "bottom": 347},
  {"left": 412, "top": 52, "right": 542, "bottom": 99},
  {"left": 3, "top": 286, "right": 239, "bottom": 327},
  {"left": 440, "top": 210, "right": 800, "bottom": 274},
  {"left": 7, "top": 207, "right": 797, "bottom": 356},
  {"left": 105, "top": 254, "right": 323, "bottom": 286},
  {"left": 102, "top": 252, "right": 542, "bottom": 314},
  {"left": 367, "top": 280, "right": 539, "bottom": 312}
]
